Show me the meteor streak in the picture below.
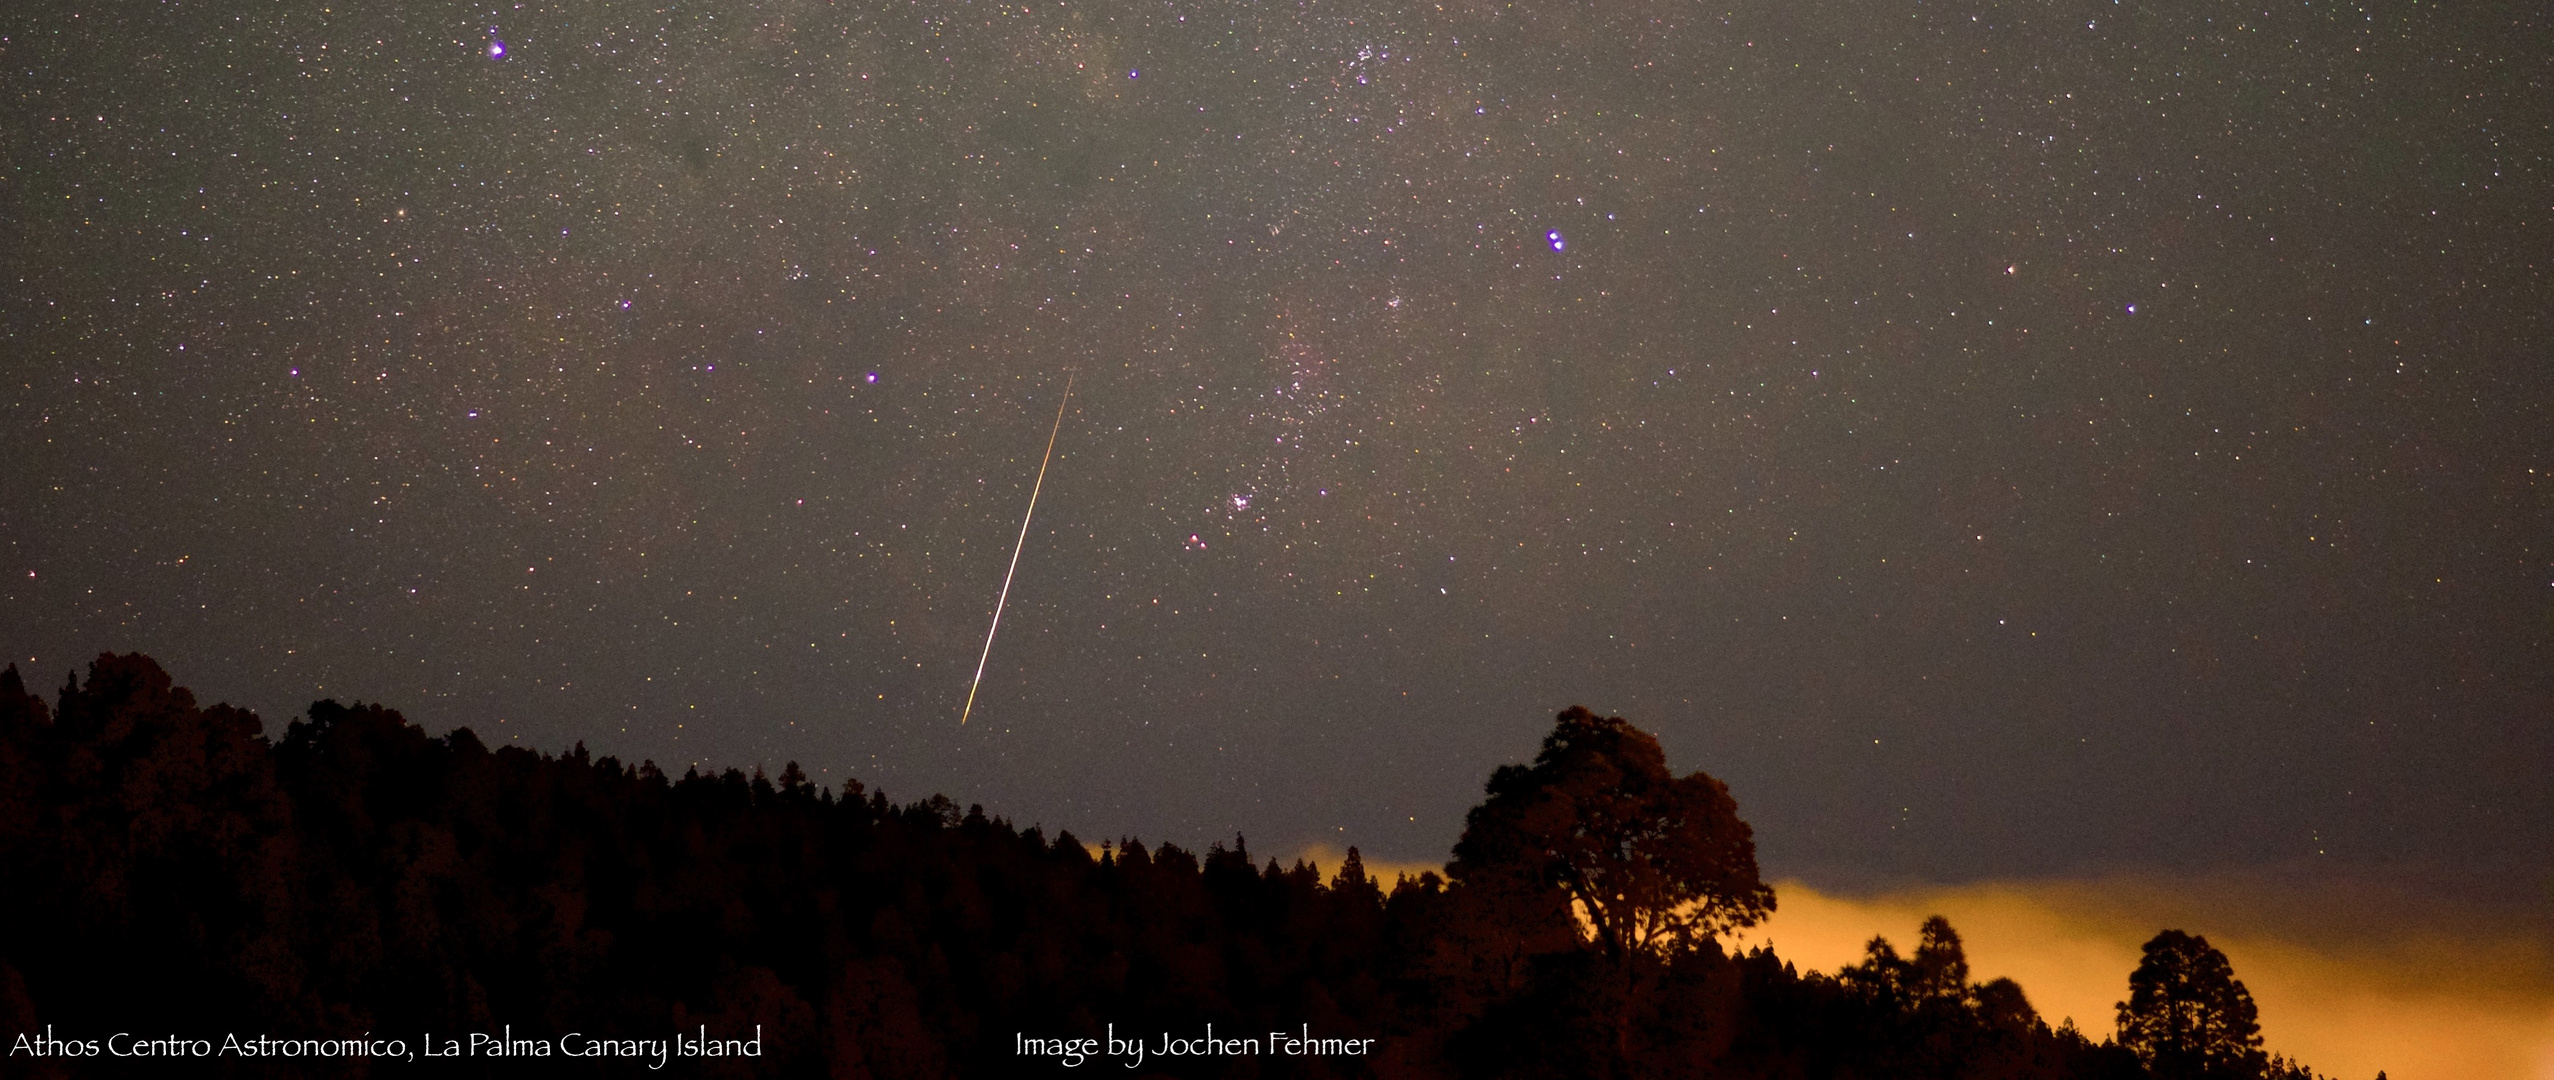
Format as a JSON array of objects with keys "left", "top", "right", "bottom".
[{"left": 960, "top": 373, "right": 1075, "bottom": 726}]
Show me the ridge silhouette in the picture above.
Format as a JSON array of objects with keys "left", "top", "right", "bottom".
[{"left": 0, "top": 656, "right": 2342, "bottom": 1078}]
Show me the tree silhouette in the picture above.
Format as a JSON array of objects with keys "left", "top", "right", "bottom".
[
  {"left": 2117, "top": 929, "right": 2268, "bottom": 1079},
  {"left": 3, "top": 659, "right": 2347, "bottom": 1080},
  {"left": 1910, "top": 915, "right": 1971, "bottom": 1003},
  {"left": 1449, "top": 706, "right": 1774, "bottom": 961},
  {"left": 1840, "top": 915, "right": 1974, "bottom": 1012},
  {"left": 1844, "top": 933, "right": 1912, "bottom": 1000},
  {"left": 1975, "top": 976, "right": 2041, "bottom": 1033}
]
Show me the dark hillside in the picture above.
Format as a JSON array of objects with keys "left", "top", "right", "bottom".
[{"left": 0, "top": 655, "right": 2327, "bottom": 1079}]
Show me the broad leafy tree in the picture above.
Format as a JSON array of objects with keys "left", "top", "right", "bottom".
[{"left": 1449, "top": 706, "right": 1774, "bottom": 961}]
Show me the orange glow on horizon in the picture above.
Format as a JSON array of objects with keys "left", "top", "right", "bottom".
[
  {"left": 1288, "top": 849, "right": 2554, "bottom": 1079},
  {"left": 1290, "top": 844, "right": 1447, "bottom": 889},
  {"left": 1729, "top": 878, "right": 2554, "bottom": 1080}
]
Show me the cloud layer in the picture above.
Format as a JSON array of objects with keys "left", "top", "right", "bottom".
[{"left": 1733, "top": 877, "right": 2554, "bottom": 1080}]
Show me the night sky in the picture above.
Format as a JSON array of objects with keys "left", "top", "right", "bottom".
[{"left": 5, "top": 0, "right": 2547, "bottom": 903}]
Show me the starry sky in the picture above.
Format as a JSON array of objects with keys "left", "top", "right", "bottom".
[{"left": 4, "top": 0, "right": 2547, "bottom": 903}]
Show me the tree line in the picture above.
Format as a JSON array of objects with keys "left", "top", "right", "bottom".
[{"left": 0, "top": 655, "right": 2353, "bottom": 1078}]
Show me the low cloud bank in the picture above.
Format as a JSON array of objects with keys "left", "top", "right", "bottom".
[
  {"left": 1287, "top": 845, "right": 2554, "bottom": 1080},
  {"left": 1730, "top": 875, "right": 2554, "bottom": 1080}
]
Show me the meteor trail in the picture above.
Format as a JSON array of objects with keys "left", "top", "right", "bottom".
[{"left": 960, "top": 373, "right": 1075, "bottom": 726}]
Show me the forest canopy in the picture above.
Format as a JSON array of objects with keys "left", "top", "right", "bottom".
[{"left": 0, "top": 655, "right": 2341, "bottom": 1079}]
